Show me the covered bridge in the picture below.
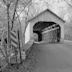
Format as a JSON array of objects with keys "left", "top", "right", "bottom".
[{"left": 26, "top": 9, "right": 65, "bottom": 43}]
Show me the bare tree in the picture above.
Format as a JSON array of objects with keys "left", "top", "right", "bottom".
[
  {"left": 2, "top": 0, "right": 11, "bottom": 64},
  {"left": 2, "top": 0, "right": 32, "bottom": 64}
]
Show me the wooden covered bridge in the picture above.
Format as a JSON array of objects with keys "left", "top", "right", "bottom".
[{"left": 27, "top": 9, "right": 65, "bottom": 44}]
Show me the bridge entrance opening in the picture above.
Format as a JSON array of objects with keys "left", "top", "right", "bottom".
[{"left": 33, "top": 21, "right": 61, "bottom": 43}]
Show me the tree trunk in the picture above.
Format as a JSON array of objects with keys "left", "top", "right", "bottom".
[
  {"left": 7, "top": 5, "right": 10, "bottom": 64},
  {"left": 17, "top": 30, "right": 22, "bottom": 64}
]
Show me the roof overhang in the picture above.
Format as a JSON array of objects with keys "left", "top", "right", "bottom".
[{"left": 27, "top": 9, "right": 65, "bottom": 23}]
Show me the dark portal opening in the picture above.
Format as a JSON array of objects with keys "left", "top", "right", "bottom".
[
  {"left": 57, "top": 25, "right": 61, "bottom": 42},
  {"left": 4, "top": 38, "right": 7, "bottom": 44},
  {"left": 33, "top": 21, "right": 61, "bottom": 42},
  {"left": 0, "top": 39, "right": 1, "bottom": 42},
  {"left": 33, "top": 31, "right": 42, "bottom": 41}
]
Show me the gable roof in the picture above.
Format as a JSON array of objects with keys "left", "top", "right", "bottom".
[{"left": 27, "top": 9, "right": 65, "bottom": 23}]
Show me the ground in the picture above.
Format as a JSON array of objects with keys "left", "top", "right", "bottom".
[
  {"left": 33, "top": 42, "right": 72, "bottom": 72},
  {"left": 2, "top": 41, "right": 72, "bottom": 72}
]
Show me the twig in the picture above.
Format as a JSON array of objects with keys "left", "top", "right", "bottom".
[
  {"left": 14, "top": 0, "right": 32, "bottom": 23},
  {"left": 64, "top": 0, "right": 72, "bottom": 7},
  {"left": 3, "top": 0, "right": 7, "bottom": 5},
  {"left": 0, "top": 46, "right": 6, "bottom": 58},
  {"left": 11, "top": 0, "right": 19, "bottom": 30}
]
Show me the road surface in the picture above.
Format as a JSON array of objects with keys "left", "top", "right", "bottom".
[
  {"left": 2, "top": 41, "right": 72, "bottom": 72},
  {"left": 32, "top": 42, "right": 72, "bottom": 72}
]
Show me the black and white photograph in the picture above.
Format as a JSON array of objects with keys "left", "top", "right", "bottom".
[{"left": 0, "top": 0, "right": 72, "bottom": 72}]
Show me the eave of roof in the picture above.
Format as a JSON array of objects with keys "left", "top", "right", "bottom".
[{"left": 27, "top": 9, "right": 65, "bottom": 23}]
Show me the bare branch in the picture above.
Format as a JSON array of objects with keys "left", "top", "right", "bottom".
[
  {"left": 0, "top": 47, "right": 6, "bottom": 58},
  {"left": 3, "top": 0, "right": 7, "bottom": 5},
  {"left": 64, "top": 0, "right": 72, "bottom": 7},
  {"left": 15, "top": 0, "right": 32, "bottom": 21},
  {"left": 11, "top": 0, "right": 19, "bottom": 30},
  {"left": 21, "top": 0, "right": 32, "bottom": 8},
  {"left": 3, "top": 0, "right": 12, "bottom": 6}
]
